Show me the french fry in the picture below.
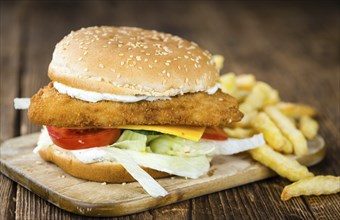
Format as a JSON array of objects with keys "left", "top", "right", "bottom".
[
  {"left": 257, "top": 82, "right": 280, "bottom": 106},
  {"left": 234, "top": 90, "right": 250, "bottom": 102},
  {"left": 288, "top": 117, "right": 296, "bottom": 126},
  {"left": 299, "top": 115, "right": 319, "bottom": 140},
  {"left": 249, "top": 145, "right": 313, "bottom": 182},
  {"left": 219, "top": 73, "right": 237, "bottom": 96},
  {"left": 240, "top": 84, "right": 266, "bottom": 113},
  {"left": 276, "top": 102, "right": 317, "bottom": 118},
  {"left": 236, "top": 74, "right": 256, "bottom": 90},
  {"left": 281, "top": 176, "right": 340, "bottom": 201},
  {"left": 252, "top": 112, "right": 293, "bottom": 154},
  {"left": 240, "top": 82, "right": 280, "bottom": 113},
  {"left": 265, "top": 106, "right": 308, "bottom": 156},
  {"left": 234, "top": 110, "right": 258, "bottom": 128},
  {"left": 223, "top": 127, "right": 256, "bottom": 138},
  {"left": 212, "top": 55, "right": 224, "bottom": 71}
]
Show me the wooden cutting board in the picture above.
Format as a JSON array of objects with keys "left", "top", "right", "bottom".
[{"left": 0, "top": 133, "right": 325, "bottom": 217}]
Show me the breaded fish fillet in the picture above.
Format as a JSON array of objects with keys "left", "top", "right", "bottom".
[{"left": 28, "top": 83, "right": 243, "bottom": 127}]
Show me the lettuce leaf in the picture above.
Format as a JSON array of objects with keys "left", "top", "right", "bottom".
[{"left": 111, "top": 130, "right": 147, "bottom": 152}]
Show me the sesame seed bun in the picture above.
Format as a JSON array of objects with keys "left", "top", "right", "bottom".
[
  {"left": 39, "top": 144, "right": 170, "bottom": 183},
  {"left": 48, "top": 26, "right": 219, "bottom": 96}
]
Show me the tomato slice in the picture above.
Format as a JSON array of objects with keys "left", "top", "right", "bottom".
[
  {"left": 202, "top": 127, "right": 228, "bottom": 140},
  {"left": 46, "top": 126, "right": 121, "bottom": 150}
]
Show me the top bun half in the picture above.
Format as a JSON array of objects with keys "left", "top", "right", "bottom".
[{"left": 48, "top": 26, "right": 219, "bottom": 96}]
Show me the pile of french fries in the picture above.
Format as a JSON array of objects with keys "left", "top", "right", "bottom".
[{"left": 214, "top": 55, "right": 340, "bottom": 201}]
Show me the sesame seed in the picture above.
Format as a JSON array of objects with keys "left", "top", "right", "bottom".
[
  {"left": 84, "top": 68, "right": 88, "bottom": 72},
  {"left": 83, "top": 51, "right": 88, "bottom": 55},
  {"left": 148, "top": 64, "right": 153, "bottom": 69},
  {"left": 78, "top": 57, "right": 83, "bottom": 61},
  {"left": 120, "top": 61, "right": 125, "bottom": 66},
  {"left": 136, "top": 56, "right": 141, "bottom": 61},
  {"left": 99, "top": 64, "right": 104, "bottom": 68},
  {"left": 166, "top": 72, "right": 170, "bottom": 77},
  {"left": 118, "top": 53, "right": 124, "bottom": 56},
  {"left": 165, "top": 63, "right": 170, "bottom": 66}
]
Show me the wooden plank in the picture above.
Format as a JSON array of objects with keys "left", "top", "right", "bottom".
[
  {"left": 150, "top": 201, "right": 190, "bottom": 220},
  {"left": 0, "top": 2, "right": 22, "bottom": 220},
  {"left": 304, "top": 194, "right": 340, "bottom": 220},
  {"left": 219, "top": 178, "right": 315, "bottom": 220},
  {"left": 0, "top": 133, "right": 325, "bottom": 217},
  {"left": 0, "top": 2, "right": 21, "bottom": 141},
  {"left": 0, "top": 174, "right": 16, "bottom": 220}
]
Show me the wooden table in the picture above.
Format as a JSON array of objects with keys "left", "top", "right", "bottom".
[{"left": 1, "top": 1, "right": 339, "bottom": 219}]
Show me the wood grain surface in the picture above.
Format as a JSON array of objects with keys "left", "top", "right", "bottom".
[{"left": 1, "top": 1, "right": 339, "bottom": 219}]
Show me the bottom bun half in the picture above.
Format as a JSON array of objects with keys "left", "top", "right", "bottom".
[{"left": 39, "top": 145, "right": 171, "bottom": 183}]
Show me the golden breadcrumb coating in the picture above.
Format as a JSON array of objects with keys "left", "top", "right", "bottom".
[{"left": 28, "top": 83, "right": 243, "bottom": 128}]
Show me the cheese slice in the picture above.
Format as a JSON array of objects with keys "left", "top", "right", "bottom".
[{"left": 116, "top": 125, "right": 205, "bottom": 141}]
